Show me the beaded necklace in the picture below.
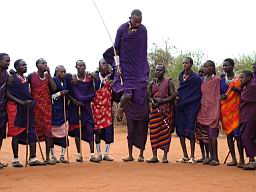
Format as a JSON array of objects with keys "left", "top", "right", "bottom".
[
  {"left": 225, "top": 73, "right": 235, "bottom": 85},
  {"left": 17, "top": 74, "right": 27, "bottom": 84}
]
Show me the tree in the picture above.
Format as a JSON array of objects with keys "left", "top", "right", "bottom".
[
  {"left": 234, "top": 52, "right": 256, "bottom": 73},
  {"left": 148, "top": 40, "right": 204, "bottom": 87}
]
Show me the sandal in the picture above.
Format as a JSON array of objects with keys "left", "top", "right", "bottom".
[
  {"left": 0, "top": 162, "right": 8, "bottom": 167},
  {"left": 162, "top": 158, "right": 169, "bottom": 164},
  {"left": 176, "top": 157, "right": 188, "bottom": 163},
  {"left": 243, "top": 162, "right": 256, "bottom": 170},
  {"left": 90, "top": 156, "right": 100, "bottom": 163},
  {"left": 237, "top": 162, "right": 245, "bottom": 168},
  {"left": 146, "top": 157, "right": 159, "bottom": 163},
  {"left": 122, "top": 156, "right": 134, "bottom": 162},
  {"left": 60, "top": 156, "right": 68, "bottom": 163},
  {"left": 76, "top": 155, "right": 83, "bottom": 163},
  {"left": 12, "top": 161, "right": 23, "bottom": 168},
  {"left": 209, "top": 160, "right": 220, "bottom": 166},
  {"left": 97, "top": 155, "right": 103, "bottom": 161},
  {"left": 29, "top": 160, "right": 46, "bottom": 166},
  {"left": 103, "top": 156, "right": 114, "bottom": 161},
  {"left": 188, "top": 158, "right": 197, "bottom": 164},
  {"left": 137, "top": 156, "right": 144, "bottom": 162},
  {"left": 196, "top": 158, "right": 205, "bottom": 163},
  {"left": 52, "top": 157, "right": 60, "bottom": 164},
  {"left": 46, "top": 159, "right": 56, "bottom": 165},
  {"left": 227, "top": 160, "right": 238, "bottom": 166},
  {"left": 202, "top": 158, "right": 211, "bottom": 164}
]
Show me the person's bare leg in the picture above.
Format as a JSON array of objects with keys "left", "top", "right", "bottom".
[
  {"left": 45, "top": 137, "right": 55, "bottom": 164},
  {"left": 0, "top": 138, "right": 3, "bottom": 150},
  {"left": 0, "top": 138, "right": 4, "bottom": 168},
  {"left": 75, "top": 137, "right": 80, "bottom": 153},
  {"left": 203, "top": 138, "right": 212, "bottom": 164},
  {"left": 236, "top": 136, "right": 245, "bottom": 165},
  {"left": 199, "top": 140, "right": 205, "bottom": 158},
  {"left": 138, "top": 148, "right": 144, "bottom": 162},
  {"left": 196, "top": 140, "right": 205, "bottom": 162},
  {"left": 75, "top": 137, "right": 83, "bottom": 162},
  {"left": 162, "top": 148, "right": 169, "bottom": 163},
  {"left": 117, "top": 94, "right": 132, "bottom": 121},
  {"left": 209, "top": 138, "right": 220, "bottom": 166},
  {"left": 205, "top": 143, "right": 210, "bottom": 158},
  {"left": 12, "top": 137, "right": 19, "bottom": 159},
  {"left": 190, "top": 136, "right": 196, "bottom": 159},
  {"left": 147, "top": 149, "right": 159, "bottom": 163},
  {"left": 180, "top": 137, "right": 188, "bottom": 158},
  {"left": 45, "top": 137, "right": 53, "bottom": 160},
  {"left": 227, "top": 134, "right": 237, "bottom": 166},
  {"left": 89, "top": 141, "right": 100, "bottom": 162},
  {"left": 123, "top": 143, "right": 134, "bottom": 162}
]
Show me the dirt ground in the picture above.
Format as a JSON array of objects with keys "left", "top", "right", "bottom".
[{"left": 0, "top": 127, "right": 255, "bottom": 192}]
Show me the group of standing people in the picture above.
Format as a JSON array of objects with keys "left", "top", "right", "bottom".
[{"left": 0, "top": 9, "right": 256, "bottom": 171}]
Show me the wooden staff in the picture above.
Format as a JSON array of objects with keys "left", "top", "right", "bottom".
[
  {"left": 78, "top": 106, "right": 83, "bottom": 162},
  {"left": 63, "top": 95, "right": 69, "bottom": 163},
  {"left": 35, "top": 130, "right": 45, "bottom": 162},
  {"left": 25, "top": 107, "right": 29, "bottom": 167},
  {"left": 224, "top": 138, "right": 236, "bottom": 164}
]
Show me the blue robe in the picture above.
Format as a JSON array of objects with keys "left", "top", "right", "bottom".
[
  {"left": 175, "top": 71, "right": 202, "bottom": 139},
  {"left": 51, "top": 77, "right": 68, "bottom": 147}
]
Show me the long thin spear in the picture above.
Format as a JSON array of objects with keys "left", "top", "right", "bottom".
[
  {"left": 25, "top": 107, "right": 29, "bottom": 167},
  {"left": 63, "top": 95, "right": 69, "bottom": 163},
  {"left": 78, "top": 106, "right": 83, "bottom": 162},
  {"left": 92, "top": 0, "right": 123, "bottom": 85}
]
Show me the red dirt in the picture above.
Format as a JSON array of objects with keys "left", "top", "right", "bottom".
[{"left": 0, "top": 127, "right": 255, "bottom": 192}]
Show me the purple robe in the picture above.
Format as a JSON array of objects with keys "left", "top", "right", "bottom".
[
  {"left": 240, "top": 80, "right": 256, "bottom": 158},
  {"left": 65, "top": 74, "right": 95, "bottom": 143},
  {"left": 103, "top": 22, "right": 149, "bottom": 149},
  {"left": 104, "top": 22, "right": 149, "bottom": 105},
  {"left": 0, "top": 70, "right": 8, "bottom": 138}
]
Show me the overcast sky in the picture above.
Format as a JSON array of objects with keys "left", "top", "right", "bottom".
[{"left": 1, "top": 0, "right": 255, "bottom": 74}]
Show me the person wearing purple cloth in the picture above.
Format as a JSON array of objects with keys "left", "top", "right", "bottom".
[
  {"left": 0, "top": 53, "right": 10, "bottom": 169},
  {"left": 252, "top": 62, "right": 256, "bottom": 83},
  {"left": 66, "top": 60, "right": 99, "bottom": 163},
  {"left": 239, "top": 70, "right": 256, "bottom": 170},
  {"left": 103, "top": 9, "right": 149, "bottom": 162}
]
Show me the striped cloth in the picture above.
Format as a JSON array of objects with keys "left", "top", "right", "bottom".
[
  {"left": 195, "top": 123, "right": 209, "bottom": 143},
  {"left": 196, "top": 75, "right": 221, "bottom": 140},
  {"left": 149, "top": 108, "right": 171, "bottom": 150}
]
